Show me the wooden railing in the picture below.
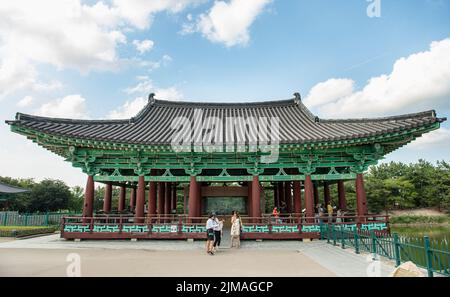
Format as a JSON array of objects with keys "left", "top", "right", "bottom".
[{"left": 61, "top": 214, "right": 389, "bottom": 238}]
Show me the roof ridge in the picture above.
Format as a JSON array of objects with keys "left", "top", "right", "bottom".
[
  {"left": 151, "top": 98, "right": 298, "bottom": 108},
  {"left": 9, "top": 113, "right": 131, "bottom": 125},
  {"left": 318, "top": 110, "right": 440, "bottom": 123},
  {"left": 131, "top": 94, "right": 318, "bottom": 122}
]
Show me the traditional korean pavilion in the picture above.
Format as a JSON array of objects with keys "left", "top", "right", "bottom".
[{"left": 6, "top": 93, "right": 446, "bottom": 240}]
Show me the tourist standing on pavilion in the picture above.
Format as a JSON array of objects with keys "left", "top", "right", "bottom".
[
  {"left": 327, "top": 204, "right": 334, "bottom": 223},
  {"left": 272, "top": 207, "right": 280, "bottom": 224},
  {"left": 336, "top": 209, "right": 343, "bottom": 223}
]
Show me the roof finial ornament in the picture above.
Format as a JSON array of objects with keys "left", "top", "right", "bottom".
[
  {"left": 148, "top": 93, "right": 155, "bottom": 104},
  {"left": 293, "top": 92, "right": 301, "bottom": 105}
]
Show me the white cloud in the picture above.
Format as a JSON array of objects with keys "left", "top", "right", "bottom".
[
  {"left": 304, "top": 79, "right": 354, "bottom": 109},
  {"left": 35, "top": 94, "right": 89, "bottom": 119},
  {"left": 305, "top": 38, "right": 450, "bottom": 118},
  {"left": 184, "top": 0, "right": 271, "bottom": 47},
  {"left": 409, "top": 128, "right": 450, "bottom": 150},
  {"left": 133, "top": 39, "right": 154, "bottom": 54},
  {"left": 17, "top": 96, "right": 34, "bottom": 108},
  {"left": 111, "top": 77, "right": 184, "bottom": 118},
  {"left": 123, "top": 77, "right": 184, "bottom": 98},
  {"left": 0, "top": 57, "right": 61, "bottom": 100},
  {"left": 0, "top": 0, "right": 197, "bottom": 100},
  {"left": 109, "top": 88, "right": 184, "bottom": 119},
  {"left": 112, "top": 0, "right": 205, "bottom": 29},
  {"left": 130, "top": 54, "right": 173, "bottom": 72},
  {"left": 108, "top": 96, "right": 148, "bottom": 119},
  {"left": 155, "top": 86, "right": 184, "bottom": 101},
  {"left": 162, "top": 54, "right": 173, "bottom": 63},
  {"left": 0, "top": 1, "right": 127, "bottom": 74},
  {"left": 124, "top": 79, "right": 155, "bottom": 95}
]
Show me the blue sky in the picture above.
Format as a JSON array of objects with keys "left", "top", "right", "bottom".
[{"left": 0, "top": 0, "right": 449, "bottom": 186}]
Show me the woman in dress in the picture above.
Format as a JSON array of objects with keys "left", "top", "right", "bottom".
[
  {"left": 230, "top": 213, "right": 242, "bottom": 248},
  {"left": 230, "top": 210, "right": 236, "bottom": 225}
]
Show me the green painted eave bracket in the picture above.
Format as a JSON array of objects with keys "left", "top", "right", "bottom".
[{"left": 93, "top": 172, "right": 357, "bottom": 183}]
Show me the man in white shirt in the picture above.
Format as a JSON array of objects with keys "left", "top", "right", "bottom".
[{"left": 205, "top": 213, "right": 218, "bottom": 255}]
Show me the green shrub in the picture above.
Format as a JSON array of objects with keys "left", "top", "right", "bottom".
[{"left": 0, "top": 226, "right": 58, "bottom": 237}]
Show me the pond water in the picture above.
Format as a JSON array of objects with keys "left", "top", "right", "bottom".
[{"left": 390, "top": 225, "right": 450, "bottom": 242}]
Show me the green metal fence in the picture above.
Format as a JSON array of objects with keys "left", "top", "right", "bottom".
[
  {"left": 0, "top": 211, "right": 80, "bottom": 227},
  {"left": 320, "top": 223, "right": 450, "bottom": 277}
]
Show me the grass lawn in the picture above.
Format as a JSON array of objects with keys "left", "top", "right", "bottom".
[{"left": 390, "top": 215, "right": 450, "bottom": 224}]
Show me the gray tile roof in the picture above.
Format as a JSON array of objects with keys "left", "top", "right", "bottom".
[
  {"left": 6, "top": 96, "right": 446, "bottom": 145},
  {"left": 0, "top": 182, "right": 29, "bottom": 194}
]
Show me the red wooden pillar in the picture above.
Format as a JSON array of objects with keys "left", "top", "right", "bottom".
[
  {"left": 183, "top": 186, "right": 188, "bottom": 215},
  {"left": 188, "top": 176, "right": 199, "bottom": 220},
  {"left": 313, "top": 183, "right": 319, "bottom": 206},
  {"left": 103, "top": 183, "right": 112, "bottom": 213},
  {"left": 251, "top": 176, "right": 261, "bottom": 222},
  {"left": 198, "top": 183, "right": 203, "bottom": 217},
  {"left": 247, "top": 181, "right": 253, "bottom": 216},
  {"left": 157, "top": 182, "right": 165, "bottom": 216},
  {"left": 129, "top": 187, "right": 136, "bottom": 212},
  {"left": 118, "top": 185, "right": 126, "bottom": 212},
  {"left": 338, "top": 180, "right": 347, "bottom": 210},
  {"left": 356, "top": 174, "right": 368, "bottom": 222},
  {"left": 165, "top": 182, "right": 172, "bottom": 215},
  {"left": 148, "top": 180, "right": 157, "bottom": 217},
  {"left": 304, "top": 175, "right": 314, "bottom": 223},
  {"left": 323, "top": 182, "right": 331, "bottom": 206},
  {"left": 278, "top": 181, "right": 285, "bottom": 211},
  {"left": 171, "top": 183, "right": 177, "bottom": 214},
  {"left": 82, "top": 175, "right": 95, "bottom": 218},
  {"left": 284, "top": 181, "right": 293, "bottom": 213},
  {"left": 293, "top": 181, "right": 302, "bottom": 214},
  {"left": 273, "top": 183, "right": 279, "bottom": 208},
  {"left": 135, "top": 176, "right": 145, "bottom": 223}
]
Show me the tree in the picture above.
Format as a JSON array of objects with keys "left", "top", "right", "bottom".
[
  {"left": 435, "top": 161, "right": 450, "bottom": 212},
  {"left": 405, "top": 159, "right": 436, "bottom": 207},
  {"left": 68, "top": 186, "right": 84, "bottom": 212},
  {"left": 27, "top": 179, "right": 72, "bottom": 212},
  {"left": 365, "top": 177, "right": 390, "bottom": 214},
  {"left": 382, "top": 178, "right": 417, "bottom": 209}
]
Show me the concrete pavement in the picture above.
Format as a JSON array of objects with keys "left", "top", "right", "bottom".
[{"left": 0, "top": 234, "right": 397, "bottom": 277}]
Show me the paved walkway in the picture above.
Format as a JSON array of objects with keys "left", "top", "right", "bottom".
[{"left": 0, "top": 234, "right": 397, "bottom": 277}]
